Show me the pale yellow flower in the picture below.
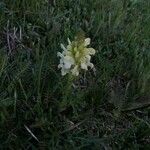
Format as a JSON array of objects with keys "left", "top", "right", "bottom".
[{"left": 57, "top": 37, "right": 95, "bottom": 76}]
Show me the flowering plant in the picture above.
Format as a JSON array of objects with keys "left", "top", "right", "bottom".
[{"left": 57, "top": 36, "right": 96, "bottom": 76}]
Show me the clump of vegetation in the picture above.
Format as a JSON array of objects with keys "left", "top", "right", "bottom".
[{"left": 0, "top": 0, "right": 150, "bottom": 149}]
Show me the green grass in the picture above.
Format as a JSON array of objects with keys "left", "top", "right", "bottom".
[{"left": 0, "top": 0, "right": 150, "bottom": 149}]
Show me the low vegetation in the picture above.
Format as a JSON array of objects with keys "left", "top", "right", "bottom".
[{"left": 0, "top": 0, "right": 150, "bottom": 149}]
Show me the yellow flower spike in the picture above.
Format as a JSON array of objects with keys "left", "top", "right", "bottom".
[{"left": 57, "top": 36, "right": 96, "bottom": 76}]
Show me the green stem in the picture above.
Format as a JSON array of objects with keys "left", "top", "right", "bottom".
[{"left": 60, "top": 73, "right": 74, "bottom": 110}]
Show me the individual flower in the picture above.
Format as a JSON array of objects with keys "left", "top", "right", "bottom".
[{"left": 57, "top": 36, "right": 96, "bottom": 76}]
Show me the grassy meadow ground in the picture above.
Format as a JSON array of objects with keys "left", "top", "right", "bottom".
[{"left": 0, "top": 0, "right": 150, "bottom": 149}]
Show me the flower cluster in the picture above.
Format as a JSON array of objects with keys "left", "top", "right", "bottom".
[{"left": 57, "top": 37, "right": 95, "bottom": 76}]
